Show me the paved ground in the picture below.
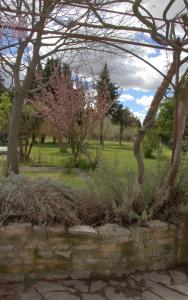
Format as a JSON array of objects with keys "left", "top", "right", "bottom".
[{"left": 1, "top": 268, "right": 188, "bottom": 300}]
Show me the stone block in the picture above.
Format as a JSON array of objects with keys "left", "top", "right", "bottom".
[
  {"left": 146, "top": 220, "right": 169, "bottom": 230},
  {"left": 0, "top": 223, "right": 31, "bottom": 236},
  {"left": 54, "top": 250, "right": 71, "bottom": 259},
  {"left": 47, "top": 225, "right": 65, "bottom": 235},
  {"left": 169, "top": 270, "right": 187, "bottom": 284},
  {"left": 0, "top": 245, "right": 14, "bottom": 252},
  {"left": 97, "top": 223, "right": 130, "bottom": 237},
  {"left": 68, "top": 225, "right": 97, "bottom": 236},
  {"left": 70, "top": 270, "right": 91, "bottom": 279},
  {"left": 85, "top": 258, "right": 100, "bottom": 265},
  {"left": 73, "top": 244, "right": 98, "bottom": 250}
]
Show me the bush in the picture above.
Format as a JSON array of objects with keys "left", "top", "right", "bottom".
[
  {"left": 63, "top": 157, "right": 96, "bottom": 171},
  {"left": 75, "top": 158, "right": 96, "bottom": 171},
  {"left": 87, "top": 163, "right": 145, "bottom": 225},
  {"left": 0, "top": 174, "right": 79, "bottom": 227},
  {"left": 142, "top": 138, "right": 153, "bottom": 158},
  {"left": 142, "top": 129, "right": 159, "bottom": 159},
  {"left": 85, "top": 160, "right": 186, "bottom": 225},
  {"left": 159, "top": 160, "right": 188, "bottom": 221}
]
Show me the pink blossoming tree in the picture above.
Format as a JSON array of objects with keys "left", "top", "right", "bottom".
[{"left": 38, "top": 69, "right": 110, "bottom": 161}]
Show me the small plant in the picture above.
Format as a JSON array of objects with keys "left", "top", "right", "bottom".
[
  {"left": 63, "top": 156, "right": 97, "bottom": 172},
  {"left": 75, "top": 158, "right": 96, "bottom": 171}
]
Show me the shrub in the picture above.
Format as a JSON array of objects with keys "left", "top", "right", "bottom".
[
  {"left": 87, "top": 162, "right": 145, "bottom": 225},
  {"left": 142, "top": 137, "right": 153, "bottom": 158},
  {"left": 0, "top": 174, "right": 79, "bottom": 227},
  {"left": 142, "top": 129, "right": 160, "bottom": 158},
  {"left": 75, "top": 158, "right": 96, "bottom": 171},
  {"left": 159, "top": 160, "right": 188, "bottom": 221},
  {"left": 85, "top": 160, "right": 184, "bottom": 225},
  {"left": 63, "top": 157, "right": 96, "bottom": 171},
  {"left": 76, "top": 192, "right": 110, "bottom": 226}
]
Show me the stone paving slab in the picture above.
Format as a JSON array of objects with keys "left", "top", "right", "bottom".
[{"left": 1, "top": 268, "right": 188, "bottom": 300}]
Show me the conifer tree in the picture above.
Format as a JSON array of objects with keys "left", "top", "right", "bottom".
[{"left": 96, "top": 63, "right": 119, "bottom": 146}]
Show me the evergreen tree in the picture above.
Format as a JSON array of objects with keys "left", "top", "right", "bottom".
[
  {"left": 96, "top": 63, "right": 119, "bottom": 146},
  {"left": 42, "top": 58, "right": 60, "bottom": 82}
]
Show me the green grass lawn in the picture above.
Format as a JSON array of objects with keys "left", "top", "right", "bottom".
[
  {"left": 0, "top": 140, "right": 172, "bottom": 189},
  {"left": 31, "top": 140, "right": 171, "bottom": 169}
]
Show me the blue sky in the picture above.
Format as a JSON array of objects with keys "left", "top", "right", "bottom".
[{"left": 119, "top": 89, "right": 154, "bottom": 122}]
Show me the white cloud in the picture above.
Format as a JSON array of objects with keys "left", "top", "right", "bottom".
[
  {"left": 119, "top": 94, "right": 134, "bottom": 102},
  {"left": 134, "top": 111, "right": 145, "bottom": 123},
  {"left": 73, "top": 45, "right": 174, "bottom": 92},
  {"left": 136, "top": 95, "right": 153, "bottom": 108}
]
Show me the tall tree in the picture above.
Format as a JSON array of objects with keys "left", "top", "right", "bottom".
[
  {"left": 156, "top": 98, "right": 174, "bottom": 144},
  {"left": 38, "top": 69, "right": 108, "bottom": 161},
  {"left": 111, "top": 103, "right": 140, "bottom": 145},
  {"left": 0, "top": 92, "right": 12, "bottom": 144},
  {"left": 19, "top": 104, "right": 42, "bottom": 161},
  {"left": 39, "top": 58, "right": 61, "bottom": 144},
  {"left": 157, "top": 97, "right": 188, "bottom": 145},
  {"left": 96, "top": 63, "right": 119, "bottom": 146}
]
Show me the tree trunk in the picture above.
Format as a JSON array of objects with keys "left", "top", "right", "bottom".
[
  {"left": 155, "top": 102, "right": 186, "bottom": 210},
  {"left": 52, "top": 136, "right": 57, "bottom": 144},
  {"left": 99, "top": 121, "right": 104, "bottom": 147},
  {"left": 40, "top": 134, "right": 46, "bottom": 144},
  {"left": 171, "top": 50, "right": 181, "bottom": 165},
  {"left": 18, "top": 137, "right": 24, "bottom": 162},
  {"left": 154, "top": 78, "right": 188, "bottom": 210},
  {"left": 26, "top": 134, "right": 35, "bottom": 160},
  {"left": 70, "top": 138, "right": 76, "bottom": 158},
  {"left": 7, "top": 92, "right": 24, "bottom": 174},
  {"left": 119, "top": 126, "right": 124, "bottom": 145},
  {"left": 133, "top": 57, "right": 176, "bottom": 184}
]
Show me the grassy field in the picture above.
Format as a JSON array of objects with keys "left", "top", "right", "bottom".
[{"left": 0, "top": 140, "right": 171, "bottom": 189}]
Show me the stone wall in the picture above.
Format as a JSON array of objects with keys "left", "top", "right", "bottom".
[{"left": 0, "top": 218, "right": 188, "bottom": 276}]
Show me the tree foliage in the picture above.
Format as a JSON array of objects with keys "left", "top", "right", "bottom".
[
  {"left": 0, "top": 92, "right": 12, "bottom": 133},
  {"left": 96, "top": 63, "right": 119, "bottom": 145},
  {"left": 19, "top": 104, "right": 42, "bottom": 161},
  {"left": 142, "top": 129, "right": 160, "bottom": 159},
  {"left": 111, "top": 103, "right": 141, "bottom": 145},
  {"left": 97, "top": 63, "right": 119, "bottom": 116},
  {"left": 157, "top": 98, "right": 174, "bottom": 143},
  {"left": 38, "top": 68, "right": 109, "bottom": 160}
]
